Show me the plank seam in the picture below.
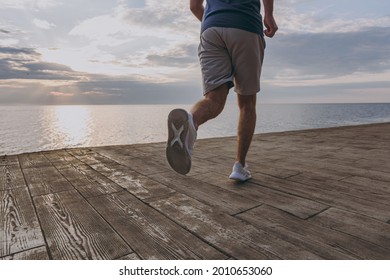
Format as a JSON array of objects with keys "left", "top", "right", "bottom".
[
  {"left": 231, "top": 203, "right": 264, "bottom": 217},
  {"left": 304, "top": 206, "right": 332, "bottom": 221},
  {"left": 45, "top": 151, "right": 137, "bottom": 258},
  {"left": 0, "top": 245, "right": 47, "bottom": 260},
  {"left": 18, "top": 154, "right": 53, "bottom": 260}
]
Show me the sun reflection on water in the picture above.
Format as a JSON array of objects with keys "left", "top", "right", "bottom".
[{"left": 44, "top": 105, "right": 92, "bottom": 148}]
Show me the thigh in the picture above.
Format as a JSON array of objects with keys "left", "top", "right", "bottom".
[
  {"left": 198, "top": 27, "right": 234, "bottom": 95},
  {"left": 224, "top": 28, "right": 265, "bottom": 95}
]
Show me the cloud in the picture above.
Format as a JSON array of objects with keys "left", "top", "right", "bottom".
[
  {"left": 65, "top": 1, "right": 200, "bottom": 81},
  {"left": 1, "top": 0, "right": 389, "bottom": 105},
  {"left": 0, "top": 46, "right": 84, "bottom": 81},
  {"left": 146, "top": 44, "right": 198, "bottom": 67},
  {"left": 124, "top": 0, "right": 193, "bottom": 29},
  {"left": 1, "top": 0, "right": 60, "bottom": 10},
  {"left": 264, "top": 27, "right": 390, "bottom": 83},
  {"left": 69, "top": 0, "right": 197, "bottom": 50},
  {"left": 81, "top": 90, "right": 106, "bottom": 96},
  {"left": 276, "top": 2, "right": 390, "bottom": 34},
  {"left": 0, "top": 29, "right": 11, "bottom": 34},
  {"left": 33, "top": 18, "right": 56, "bottom": 30},
  {"left": 69, "top": 5, "right": 130, "bottom": 40},
  {"left": 0, "top": 43, "right": 202, "bottom": 105},
  {"left": 49, "top": 91, "right": 74, "bottom": 97}
]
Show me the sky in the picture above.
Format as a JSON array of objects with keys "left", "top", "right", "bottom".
[{"left": 0, "top": 0, "right": 389, "bottom": 105}]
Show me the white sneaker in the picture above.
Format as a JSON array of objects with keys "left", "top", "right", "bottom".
[
  {"left": 229, "top": 162, "right": 252, "bottom": 181},
  {"left": 166, "top": 109, "right": 197, "bottom": 175}
]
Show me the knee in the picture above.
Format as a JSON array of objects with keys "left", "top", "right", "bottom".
[
  {"left": 209, "top": 96, "right": 226, "bottom": 113},
  {"left": 205, "top": 87, "right": 228, "bottom": 112},
  {"left": 238, "top": 94, "right": 257, "bottom": 112}
]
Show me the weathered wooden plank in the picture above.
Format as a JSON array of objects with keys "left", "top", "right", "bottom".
[
  {"left": 22, "top": 166, "right": 74, "bottom": 197},
  {"left": 55, "top": 164, "right": 123, "bottom": 198},
  {"left": 271, "top": 136, "right": 390, "bottom": 180},
  {"left": 192, "top": 171, "right": 328, "bottom": 219},
  {"left": 122, "top": 156, "right": 171, "bottom": 175},
  {"left": 0, "top": 187, "right": 45, "bottom": 257},
  {"left": 237, "top": 204, "right": 390, "bottom": 259},
  {"left": 340, "top": 176, "right": 390, "bottom": 193},
  {"left": 93, "top": 145, "right": 151, "bottom": 159},
  {"left": 0, "top": 123, "right": 389, "bottom": 260},
  {"left": 269, "top": 158, "right": 351, "bottom": 181},
  {"left": 96, "top": 166, "right": 174, "bottom": 200},
  {"left": 91, "top": 147, "right": 165, "bottom": 173},
  {"left": 69, "top": 150, "right": 175, "bottom": 200},
  {"left": 193, "top": 138, "right": 237, "bottom": 161},
  {"left": 33, "top": 190, "right": 132, "bottom": 260},
  {"left": 289, "top": 173, "right": 390, "bottom": 206},
  {"left": 314, "top": 157, "right": 390, "bottom": 182},
  {"left": 1, "top": 164, "right": 26, "bottom": 191},
  {"left": 116, "top": 253, "right": 141, "bottom": 260},
  {"left": 189, "top": 156, "right": 233, "bottom": 177},
  {"left": 309, "top": 208, "right": 390, "bottom": 250},
  {"left": 250, "top": 163, "right": 301, "bottom": 179},
  {"left": 196, "top": 137, "right": 238, "bottom": 157},
  {"left": 44, "top": 149, "right": 125, "bottom": 198},
  {"left": 18, "top": 152, "right": 52, "bottom": 169},
  {"left": 43, "top": 149, "right": 77, "bottom": 165},
  {"left": 150, "top": 193, "right": 322, "bottom": 260},
  {"left": 88, "top": 191, "right": 226, "bottom": 260},
  {"left": 251, "top": 173, "right": 390, "bottom": 222},
  {"left": 353, "top": 158, "right": 390, "bottom": 173},
  {"left": 0, "top": 155, "right": 19, "bottom": 166},
  {"left": 1, "top": 246, "right": 49, "bottom": 260},
  {"left": 46, "top": 158, "right": 122, "bottom": 197},
  {"left": 68, "top": 148, "right": 119, "bottom": 166},
  {"left": 150, "top": 171, "right": 259, "bottom": 215}
]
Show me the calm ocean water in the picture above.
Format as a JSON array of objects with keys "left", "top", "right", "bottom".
[{"left": 1, "top": 103, "right": 390, "bottom": 155}]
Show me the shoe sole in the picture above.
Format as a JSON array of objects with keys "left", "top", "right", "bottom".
[{"left": 166, "top": 109, "right": 191, "bottom": 175}]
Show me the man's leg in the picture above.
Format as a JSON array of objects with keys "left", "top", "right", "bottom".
[
  {"left": 190, "top": 84, "right": 229, "bottom": 130},
  {"left": 236, "top": 93, "right": 257, "bottom": 166},
  {"left": 166, "top": 83, "right": 229, "bottom": 175}
]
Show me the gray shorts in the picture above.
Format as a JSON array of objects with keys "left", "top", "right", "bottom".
[{"left": 198, "top": 27, "right": 265, "bottom": 96}]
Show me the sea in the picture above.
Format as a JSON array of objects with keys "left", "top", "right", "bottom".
[{"left": 1, "top": 103, "right": 390, "bottom": 156}]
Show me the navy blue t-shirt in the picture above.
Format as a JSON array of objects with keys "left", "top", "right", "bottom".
[{"left": 201, "top": 0, "right": 264, "bottom": 36}]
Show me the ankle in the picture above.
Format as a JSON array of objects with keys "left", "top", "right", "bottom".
[{"left": 189, "top": 112, "right": 199, "bottom": 131}]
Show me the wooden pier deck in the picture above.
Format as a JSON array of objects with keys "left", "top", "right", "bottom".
[{"left": 1, "top": 123, "right": 390, "bottom": 260}]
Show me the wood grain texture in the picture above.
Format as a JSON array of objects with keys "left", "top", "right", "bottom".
[
  {"left": 251, "top": 173, "right": 390, "bottom": 222},
  {"left": 192, "top": 171, "right": 328, "bottom": 219},
  {"left": 55, "top": 164, "right": 123, "bottom": 198},
  {"left": 1, "top": 246, "right": 49, "bottom": 260},
  {"left": 1, "top": 164, "right": 26, "bottom": 191},
  {"left": 88, "top": 191, "right": 226, "bottom": 260},
  {"left": 0, "top": 155, "right": 19, "bottom": 166},
  {"left": 18, "top": 152, "right": 52, "bottom": 169},
  {"left": 236, "top": 204, "right": 390, "bottom": 259},
  {"left": 1, "top": 123, "right": 390, "bottom": 259},
  {"left": 116, "top": 252, "right": 141, "bottom": 260},
  {"left": 22, "top": 166, "right": 74, "bottom": 197},
  {"left": 69, "top": 150, "right": 175, "bottom": 200},
  {"left": 289, "top": 173, "right": 390, "bottom": 206},
  {"left": 309, "top": 208, "right": 390, "bottom": 250},
  {"left": 0, "top": 187, "right": 45, "bottom": 257},
  {"left": 33, "top": 190, "right": 132, "bottom": 259},
  {"left": 150, "top": 172, "right": 259, "bottom": 215},
  {"left": 150, "top": 193, "right": 322, "bottom": 260}
]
